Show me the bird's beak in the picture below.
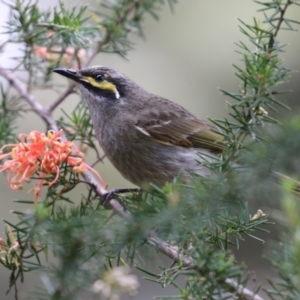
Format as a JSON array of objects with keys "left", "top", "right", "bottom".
[{"left": 52, "top": 68, "right": 88, "bottom": 83}]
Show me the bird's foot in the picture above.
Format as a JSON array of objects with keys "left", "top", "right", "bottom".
[{"left": 101, "top": 188, "right": 140, "bottom": 207}]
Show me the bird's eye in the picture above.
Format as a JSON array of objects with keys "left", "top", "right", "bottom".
[{"left": 94, "top": 74, "right": 105, "bottom": 82}]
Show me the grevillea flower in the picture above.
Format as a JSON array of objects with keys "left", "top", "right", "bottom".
[{"left": 0, "top": 129, "right": 106, "bottom": 203}]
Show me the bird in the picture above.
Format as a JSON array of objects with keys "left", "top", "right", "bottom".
[
  {"left": 53, "top": 66, "right": 226, "bottom": 190},
  {"left": 53, "top": 66, "right": 298, "bottom": 194}
]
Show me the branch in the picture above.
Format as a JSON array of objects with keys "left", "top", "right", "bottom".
[
  {"left": 225, "top": 278, "right": 265, "bottom": 300},
  {"left": 48, "top": 84, "right": 75, "bottom": 112},
  {"left": 273, "top": 0, "right": 293, "bottom": 38},
  {"left": 0, "top": 67, "right": 57, "bottom": 130},
  {"left": 148, "top": 233, "right": 265, "bottom": 300}
]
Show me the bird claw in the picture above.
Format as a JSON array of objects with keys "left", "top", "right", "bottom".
[{"left": 101, "top": 188, "right": 140, "bottom": 207}]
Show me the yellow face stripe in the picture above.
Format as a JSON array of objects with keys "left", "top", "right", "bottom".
[{"left": 83, "top": 76, "right": 120, "bottom": 98}]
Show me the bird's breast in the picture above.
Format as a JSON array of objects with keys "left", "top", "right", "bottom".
[{"left": 98, "top": 127, "right": 212, "bottom": 187}]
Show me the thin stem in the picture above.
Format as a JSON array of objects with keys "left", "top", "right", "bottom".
[
  {"left": 273, "top": 0, "right": 293, "bottom": 38},
  {"left": 91, "top": 154, "right": 106, "bottom": 168},
  {"left": 49, "top": 85, "right": 76, "bottom": 112}
]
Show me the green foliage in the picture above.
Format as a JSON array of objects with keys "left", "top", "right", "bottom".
[
  {"left": 212, "top": 1, "right": 299, "bottom": 172},
  {"left": 4, "top": 0, "right": 46, "bottom": 43},
  {"left": 0, "top": 85, "right": 24, "bottom": 147},
  {"left": 142, "top": 251, "right": 245, "bottom": 300},
  {"left": 266, "top": 183, "right": 300, "bottom": 299},
  {"left": 57, "top": 101, "right": 102, "bottom": 162},
  {"left": 0, "top": 0, "right": 300, "bottom": 300},
  {"left": 94, "top": 0, "right": 174, "bottom": 55}
]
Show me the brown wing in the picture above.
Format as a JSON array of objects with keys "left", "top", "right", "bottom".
[{"left": 135, "top": 114, "right": 227, "bottom": 154}]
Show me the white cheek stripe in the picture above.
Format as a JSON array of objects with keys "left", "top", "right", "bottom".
[{"left": 115, "top": 89, "right": 120, "bottom": 99}]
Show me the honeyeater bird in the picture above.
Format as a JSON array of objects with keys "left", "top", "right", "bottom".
[
  {"left": 53, "top": 66, "right": 226, "bottom": 189},
  {"left": 52, "top": 66, "right": 296, "bottom": 192}
]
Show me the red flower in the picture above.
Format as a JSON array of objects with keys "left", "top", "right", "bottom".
[{"left": 0, "top": 130, "right": 106, "bottom": 203}]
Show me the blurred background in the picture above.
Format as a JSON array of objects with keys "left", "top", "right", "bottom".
[{"left": 1, "top": 0, "right": 300, "bottom": 299}]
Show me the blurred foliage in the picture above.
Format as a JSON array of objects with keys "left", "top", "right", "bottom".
[
  {"left": 0, "top": 85, "right": 24, "bottom": 147},
  {"left": 0, "top": 0, "right": 300, "bottom": 300}
]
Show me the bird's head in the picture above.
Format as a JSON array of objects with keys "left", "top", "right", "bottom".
[{"left": 53, "top": 66, "right": 142, "bottom": 105}]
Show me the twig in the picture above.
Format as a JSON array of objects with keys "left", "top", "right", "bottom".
[
  {"left": 49, "top": 85, "right": 76, "bottom": 112},
  {"left": 0, "top": 65, "right": 266, "bottom": 300},
  {"left": 273, "top": 0, "right": 293, "bottom": 38},
  {"left": 147, "top": 233, "right": 264, "bottom": 300},
  {"left": 225, "top": 278, "right": 265, "bottom": 300},
  {"left": 91, "top": 154, "right": 106, "bottom": 168},
  {"left": 0, "top": 67, "right": 57, "bottom": 130}
]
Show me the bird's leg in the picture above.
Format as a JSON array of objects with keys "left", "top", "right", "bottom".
[{"left": 101, "top": 188, "right": 140, "bottom": 206}]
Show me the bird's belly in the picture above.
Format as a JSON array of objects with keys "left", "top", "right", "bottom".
[{"left": 104, "top": 141, "right": 213, "bottom": 188}]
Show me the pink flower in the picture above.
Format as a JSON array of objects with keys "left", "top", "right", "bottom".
[{"left": 0, "top": 130, "right": 106, "bottom": 203}]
